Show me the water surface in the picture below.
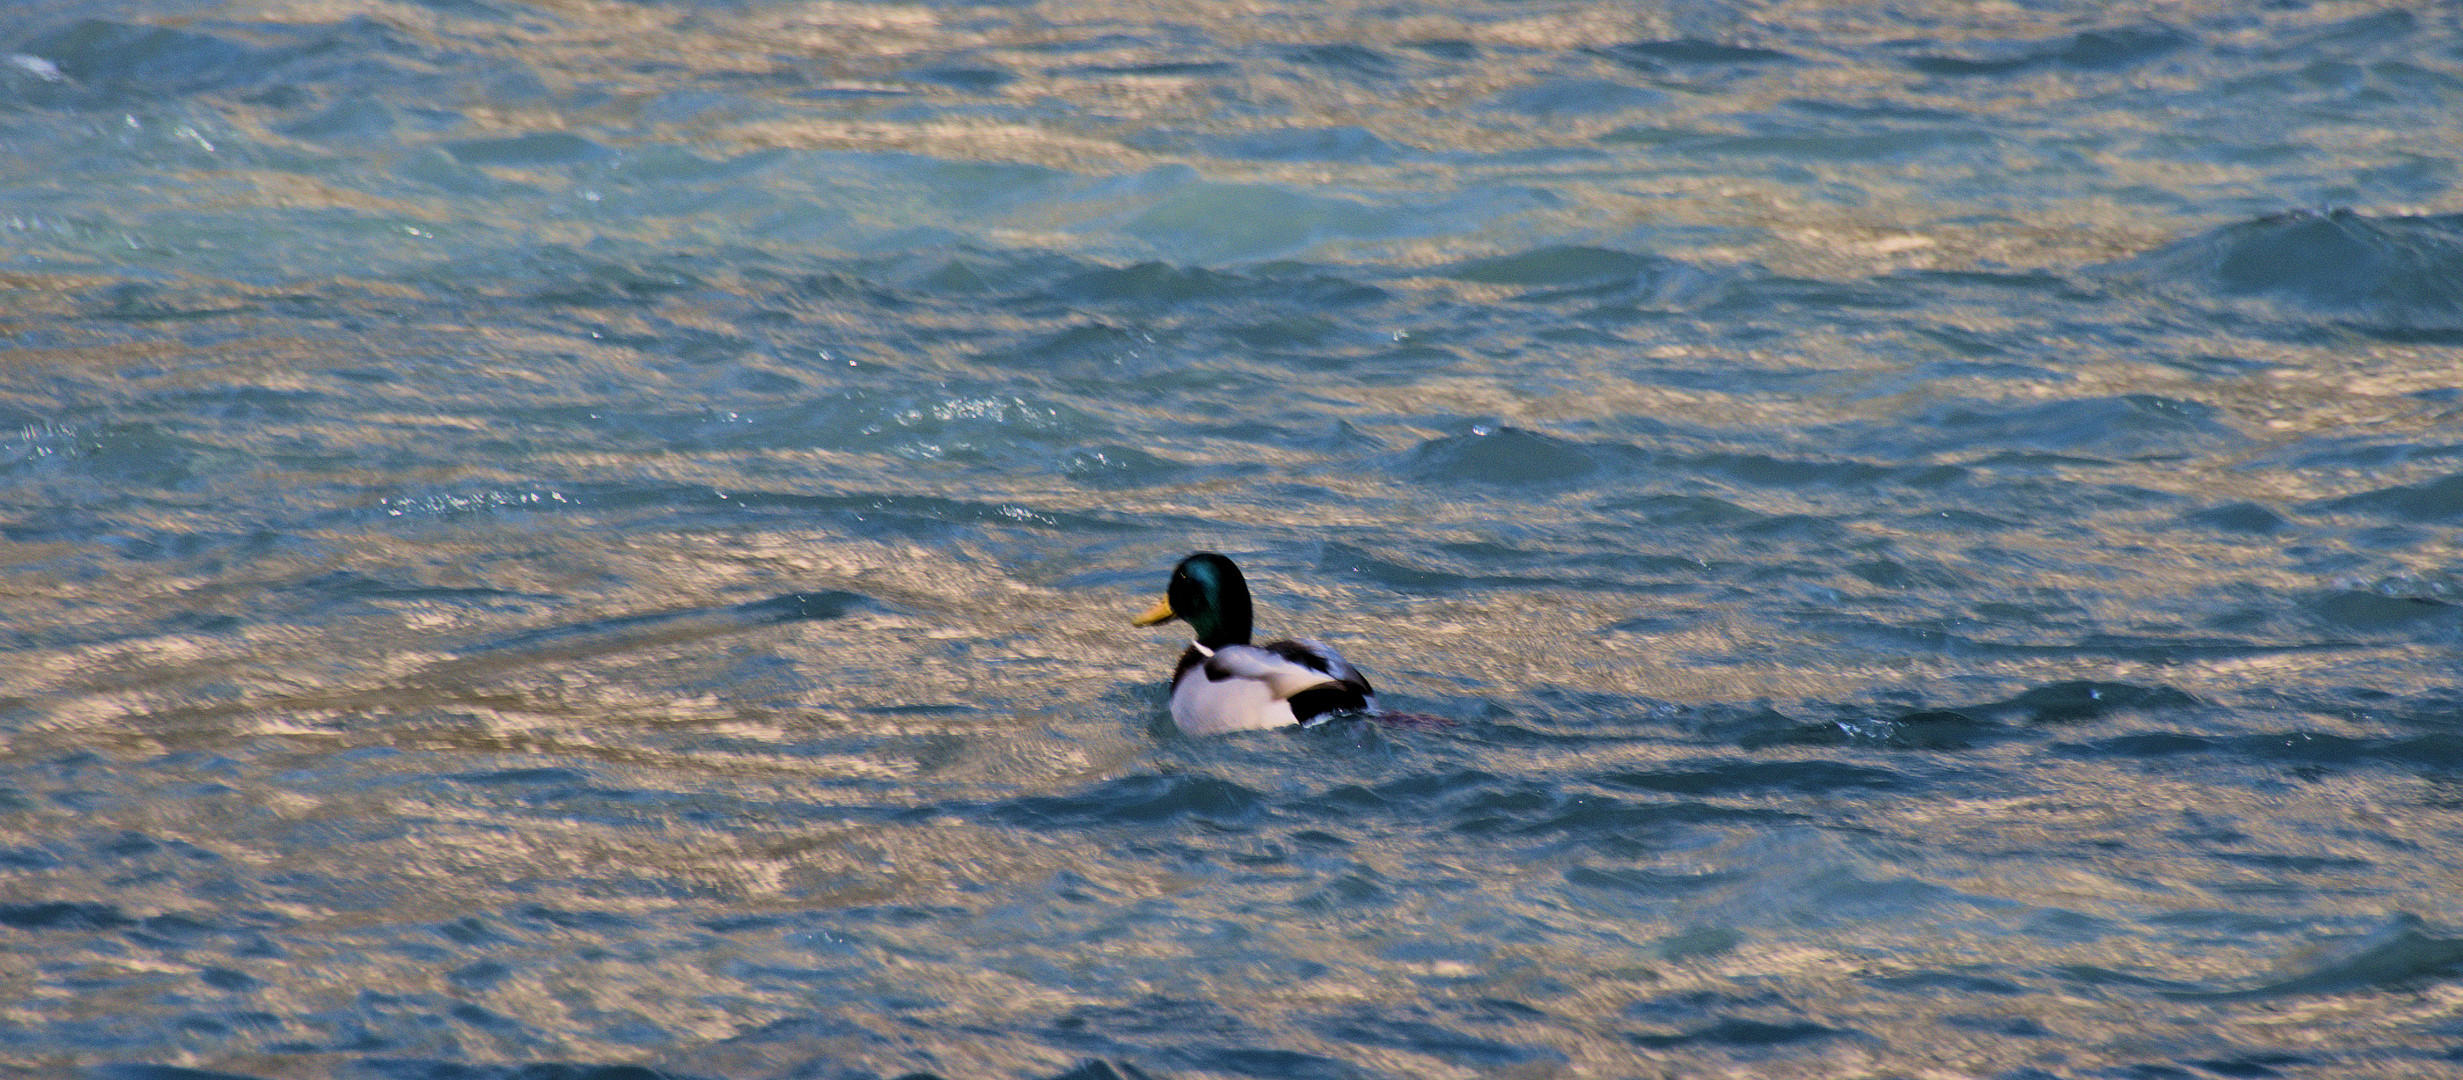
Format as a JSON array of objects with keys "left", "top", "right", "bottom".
[{"left": 6, "top": 1, "right": 2463, "bottom": 1078}]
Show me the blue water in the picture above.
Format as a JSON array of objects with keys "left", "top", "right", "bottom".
[{"left": 6, "top": 2, "right": 2463, "bottom": 1078}]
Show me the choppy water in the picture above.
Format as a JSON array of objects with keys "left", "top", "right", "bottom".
[{"left": 7, "top": 1, "right": 2463, "bottom": 1078}]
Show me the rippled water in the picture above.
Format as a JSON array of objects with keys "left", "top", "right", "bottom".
[{"left": 7, "top": 1, "right": 2463, "bottom": 1078}]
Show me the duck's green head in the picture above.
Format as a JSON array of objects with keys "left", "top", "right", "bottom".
[{"left": 1132, "top": 551, "right": 1254, "bottom": 648}]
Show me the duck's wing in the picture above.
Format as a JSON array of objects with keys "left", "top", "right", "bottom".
[
  {"left": 1262, "top": 638, "right": 1378, "bottom": 723},
  {"left": 1264, "top": 638, "right": 1373, "bottom": 695},
  {"left": 1200, "top": 643, "right": 1355, "bottom": 698}
]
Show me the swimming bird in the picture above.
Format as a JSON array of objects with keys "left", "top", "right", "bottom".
[{"left": 1132, "top": 552, "right": 1377, "bottom": 735}]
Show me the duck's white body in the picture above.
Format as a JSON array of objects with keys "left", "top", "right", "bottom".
[{"left": 1166, "top": 639, "right": 1377, "bottom": 736}]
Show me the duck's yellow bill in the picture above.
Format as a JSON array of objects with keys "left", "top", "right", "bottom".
[{"left": 1131, "top": 598, "right": 1177, "bottom": 626}]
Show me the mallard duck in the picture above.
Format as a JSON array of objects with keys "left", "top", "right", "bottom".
[{"left": 1132, "top": 552, "right": 1377, "bottom": 735}]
